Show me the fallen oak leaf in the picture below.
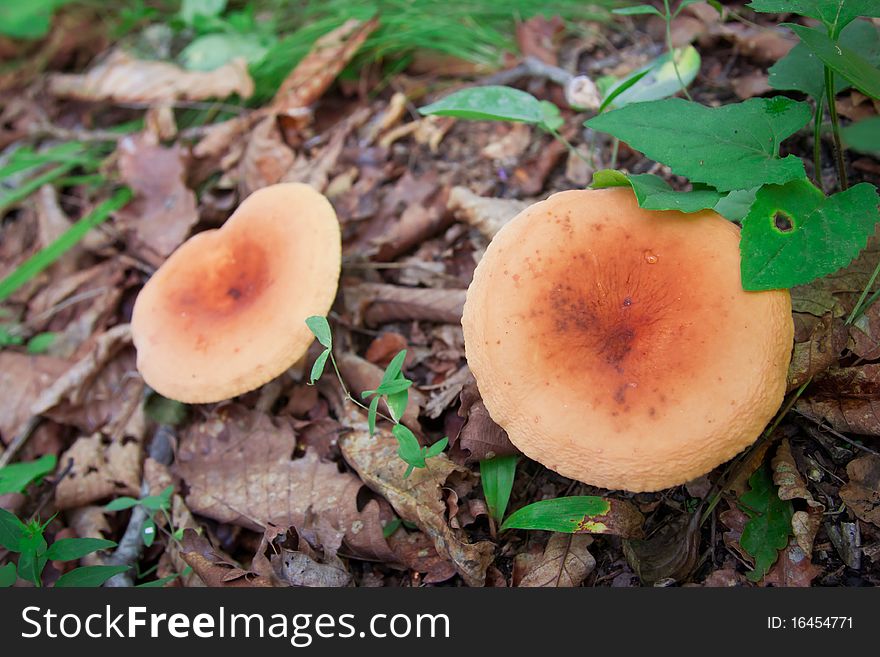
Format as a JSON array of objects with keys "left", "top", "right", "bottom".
[
  {"left": 839, "top": 454, "right": 880, "bottom": 527},
  {"left": 179, "top": 530, "right": 274, "bottom": 588},
  {"left": 761, "top": 538, "right": 823, "bottom": 587},
  {"left": 518, "top": 533, "right": 595, "bottom": 588},
  {"left": 771, "top": 438, "right": 824, "bottom": 557}
]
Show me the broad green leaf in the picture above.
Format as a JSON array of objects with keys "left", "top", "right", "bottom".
[
  {"left": 612, "top": 5, "right": 663, "bottom": 16},
  {"left": 585, "top": 97, "right": 812, "bottom": 192},
  {"left": 180, "top": 0, "right": 227, "bottom": 25},
  {"left": 380, "top": 350, "right": 408, "bottom": 386},
  {"left": 305, "top": 316, "right": 332, "bottom": 348},
  {"left": 788, "top": 23, "right": 880, "bottom": 99},
  {"left": 740, "top": 178, "right": 880, "bottom": 290},
  {"left": 591, "top": 170, "right": 722, "bottom": 213},
  {"left": 0, "top": 562, "right": 16, "bottom": 587},
  {"left": 419, "top": 86, "right": 561, "bottom": 131},
  {"left": 309, "top": 349, "right": 330, "bottom": 384},
  {"left": 0, "top": 0, "right": 71, "bottom": 39},
  {"left": 392, "top": 424, "right": 424, "bottom": 466},
  {"left": 26, "top": 332, "right": 56, "bottom": 354},
  {"left": 46, "top": 537, "right": 116, "bottom": 561},
  {"left": 590, "top": 169, "right": 630, "bottom": 188},
  {"left": 740, "top": 465, "right": 794, "bottom": 581},
  {"left": 501, "top": 496, "right": 644, "bottom": 538},
  {"left": 374, "top": 378, "right": 413, "bottom": 396},
  {"left": 842, "top": 116, "right": 880, "bottom": 155},
  {"left": 749, "top": 0, "right": 880, "bottom": 37},
  {"left": 424, "top": 437, "right": 448, "bottom": 458},
  {"left": 54, "top": 564, "right": 130, "bottom": 588},
  {"left": 180, "top": 32, "right": 272, "bottom": 71},
  {"left": 538, "top": 101, "right": 564, "bottom": 132},
  {"left": 0, "top": 454, "right": 57, "bottom": 495},
  {"left": 142, "top": 516, "right": 156, "bottom": 548},
  {"left": 17, "top": 530, "right": 48, "bottom": 586},
  {"left": 385, "top": 389, "right": 408, "bottom": 423},
  {"left": 714, "top": 187, "right": 759, "bottom": 221},
  {"left": 769, "top": 20, "right": 879, "bottom": 100},
  {"left": 144, "top": 393, "right": 188, "bottom": 426},
  {"left": 104, "top": 497, "right": 140, "bottom": 512},
  {"left": 480, "top": 455, "right": 517, "bottom": 523},
  {"left": 0, "top": 508, "right": 26, "bottom": 551},
  {"left": 0, "top": 188, "right": 133, "bottom": 303},
  {"left": 602, "top": 46, "right": 701, "bottom": 109},
  {"left": 139, "top": 485, "right": 174, "bottom": 511}
]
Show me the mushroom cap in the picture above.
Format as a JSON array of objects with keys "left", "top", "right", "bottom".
[
  {"left": 131, "top": 183, "right": 341, "bottom": 403},
  {"left": 462, "top": 187, "right": 793, "bottom": 492}
]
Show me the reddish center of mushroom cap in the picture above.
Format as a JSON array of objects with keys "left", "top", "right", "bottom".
[
  {"left": 167, "top": 234, "right": 273, "bottom": 323},
  {"left": 513, "top": 213, "right": 733, "bottom": 428}
]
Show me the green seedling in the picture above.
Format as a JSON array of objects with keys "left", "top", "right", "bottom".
[
  {"left": 105, "top": 485, "right": 179, "bottom": 548},
  {"left": 0, "top": 455, "right": 57, "bottom": 495}
]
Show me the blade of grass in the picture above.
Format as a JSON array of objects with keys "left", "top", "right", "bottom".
[
  {"left": 0, "top": 163, "right": 77, "bottom": 215},
  {"left": 0, "top": 187, "right": 132, "bottom": 303}
]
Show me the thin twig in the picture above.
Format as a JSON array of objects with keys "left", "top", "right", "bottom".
[{"left": 793, "top": 408, "right": 880, "bottom": 458}]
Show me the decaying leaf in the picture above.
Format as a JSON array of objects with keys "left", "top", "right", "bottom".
[
  {"left": 385, "top": 528, "right": 458, "bottom": 583},
  {"left": 447, "top": 186, "right": 529, "bottom": 240},
  {"left": 175, "top": 405, "right": 399, "bottom": 563},
  {"left": 179, "top": 530, "right": 273, "bottom": 588},
  {"left": 787, "top": 313, "right": 847, "bottom": 391},
  {"left": 455, "top": 382, "right": 517, "bottom": 462},
  {"left": 54, "top": 430, "right": 142, "bottom": 509},
  {"left": 48, "top": 50, "right": 254, "bottom": 102},
  {"left": 518, "top": 533, "right": 595, "bottom": 587},
  {"left": 839, "top": 454, "right": 880, "bottom": 527},
  {"left": 623, "top": 512, "right": 701, "bottom": 585},
  {"left": 0, "top": 352, "right": 69, "bottom": 444},
  {"left": 339, "top": 408, "right": 495, "bottom": 587},
  {"left": 762, "top": 538, "right": 823, "bottom": 587},
  {"left": 797, "top": 365, "right": 880, "bottom": 436},
  {"left": 771, "top": 439, "right": 824, "bottom": 557}
]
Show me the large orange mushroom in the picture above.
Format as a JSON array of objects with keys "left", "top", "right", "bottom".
[
  {"left": 462, "top": 187, "right": 793, "bottom": 492},
  {"left": 131, "top": 183, "right": 341, "bottom": 403}
]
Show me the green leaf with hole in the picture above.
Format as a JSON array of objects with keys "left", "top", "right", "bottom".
[
  {"left": 55, "top": 564, "right": 130, "bottom": 588},
  {"left": 740, "top": 178, "right": 880, "bottom": 290},
  {"left": 45, "top": 537, "right": 116, "bottom": 561},
  {"left": 842, "top": 116, "right": 880, "bottom": 155},
  {"left": 749, "top": 0, "right": 880, "bottom": 37},
  {"left": 788, "top": 23, "right": 880, "bottom": 99},
  {"left": 305, "top": 316, "right": 332, "bottom": 349},
  {"left": 419, "top": 86, "right": 563, "bottom": 131},
  {"left": 0, "top": 562, "right": 16, "bottom": 587},
  {"left": 0, "top": 454, "right": 56, "bottom": 495},
  {"left": 480, "top": 455, "right": 517, "bottom": 523},
  {"left": 142, "top": 516, "right": 156, "bottom": 548},
  {"left": 501, "top": 496, "right": 644, "bottom": 537},
  {"left": 601, "top": 46, "right": 701, "bottom": 109},
  {"left": 585, "top": 97, "right": 811, "bottom": 192},
  {"left": 740, "top": 465, "right": 793, "bottom": 581}
]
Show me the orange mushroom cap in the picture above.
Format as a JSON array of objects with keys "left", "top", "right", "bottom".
[
  {"left": 462, "top": 187, "right": 793, "bottom": 492},
  {"left": 131, "top": 183, "right": 341, "bottom": 403}
]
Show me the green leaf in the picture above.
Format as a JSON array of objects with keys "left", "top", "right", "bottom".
[
  {"left": 601, "top": 46, "right": 701, "bottom": 109},
  {"left": 740, "top": 465, "right": 794, "bottom": 581},
  {"left": 424, "top": 437, "right": 448, "bottom": 458},
  {"left": 740, "top": 179, "right": 880, "bottom": 290},
  {"left": 54, "top": 564, "right": 130, "bottom": 588},
  {"left": 180, "top": 32, "right": 272, "bottom": 71},
  {"left": 385, "top": 389, "right": 409, "bottom": 423},
  {"left": 501, "top": 496, "right": 644, "bottom": 537},
  {"left": 305, "top": 316, "right": 332, "bottom": 349},
  {"left": 612, "top": 5, "right": 663, "bottom": 16},
  {"left": 597, "top": 69, "right": 651, "bottom": 113},
  {"left": 380, "top": 350, "right": 408, "bottom": 386},
  {"left": 0, "top": 508, "right": 27, "bottom": 551},
  {"left": 17, "top": 530, "right": 48, "bottom": 586},
  {"left": 591, "top": 170, "right": 722, "bottom": 213},
  {"left": 25, "top": 332, "right": 56, "bottom": 354},
  {"left": 309, "top": 349, "right": 330, "bottom": 384},
  {"left": 419, "top": 86, "right": 562, "bottom": 131},
  {"left": 788, "top": 23, "right": 880, "bottom": 99},
  {"left": 374, "top": 378, "right": 413, "bottom": 396},
  {"left": 480, "top": 455, "right": 517, "bottom": 523},
  {"left": 142, "top": 516, "right": 156, "bottom": 548},
  {"left": 104, "top": 497, "right": 140, "bottom": 512},
  {"left": 842, "top": 116, "right": 880, "bottom": 155},
  {"left": 180, "top": 0, "right": 227, "bottom": 26},
  {"left": 714, "top": 187, "right": 759, "bottom": 221},
  {"left": 538, "top": 101, "right": 564, "bottom": 132},
  {"left": 367, "top": 394, "right": 380, "bottom": 436},
  {"left": 749, "top": 0, "right": 880, "bottom": 37},
  {"left": 139, "top": 485, "right": 173, "bottom": 512},
  {"left": 0, "top": 562, "right": 16, "bottom": 587},
  {"left": 392, "top": 424, "right": 424, "bottom": 468},
  {"left": 585, "top": 97, "right": 812, "bottom": 192},
  {"left": 136, "top": 573, "right": 180, "bottom": 587},
  {"left": 0, "top": 188, "right": 132, "bottom": 303},
  {"left": 382, "top": 517, "right": 402, "bottom": 538},
  {"left": 144, "top": 393, "right": 189, "bottom": 426},
  {"left": 45, "top": 537, "right": 116, "bottom": 561},
  {"left": 769, "top": 20, "right": 879, "bottom": 100},
  {"left": 590, "top": 169, "right": 630, "bottom": 188},
  {"left": 0, "top": 0, "right": 71, "bottom": 39},
  {"left": 0, "top": 454, "right": 57, "bottom": 495}
]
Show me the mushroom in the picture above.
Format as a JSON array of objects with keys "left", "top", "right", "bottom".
[
  {"left": 131, "top": 183, "right": 341, "bottom": 403},
  {"left": 462, "top": 187, "right": 793, "bottom": 492}
]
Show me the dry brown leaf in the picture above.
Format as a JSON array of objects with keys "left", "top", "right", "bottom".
[
  {"left": 516, "top": 16, "right": 564, "bottom": 66},
  {"left": 797, "top": 365, "right": 880, "bottom": 436},
  {"left": 787, "top": 313, "right": 848, "bottom": 391},
  {"left": 385, "top": 528, "right": 457, "bottom": 583},
  {"left": 848, "top": 301, "right": 880, "bottom": 360},
  {"left": 48, "top": 50, "right": 253, "bottom": 102},
  {"left": 54, "top": 431, "right": 142, "bottom": 509},
  {"left": 447, "top": 186, "right": 529, "bottom": 240},
  {"left": 518, "top": 533, "right": 595, "bottom": 587},
  {"left": 116, "top": 133, "right": 199, "bottom": 266},
  {"left": 839, "top": 455, "right": 880, "bottom": 526},
  {"left": 716, "top": 24, "right": 796, "bottom": 62},
  {"left": 0, "top": 352, "right": 69, "bottom": 444},
  {"left": 238, "top": 115, "right": 296, "bottom": 194},
  {"left": 513, "top": 136, "right": 567, "bottom": 195},
  {"left": 623, "top": 513, "right": 701, "bottom": 584},
  {"left": 455, "top": 382, "right": 517, "bottom": 462},
  {"left": 179, "top": 530, "right": 274, "bottom": 588},
  {"left": 771, "top": 439, "right": 824, "bottom": 557},
  {"left": 339, "top": 409, "right": 495, "bottom": 586},
  {"left": 762, "top": 539, "right": 823, "bottom": 587},
  {"left": 175, "top": 405, "right": 399, "bottom": 563},
  {"left": 165, "top": 495, "right": 207, "bottom": 587},
  {"left": 344, "top": 283, "right": 466, "bottom": 327},
  {"left": 701, "top": 568, "right": 746, "bottom": 587}
]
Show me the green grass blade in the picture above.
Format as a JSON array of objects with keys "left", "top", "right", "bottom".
[{"left": 480, "top": 454, "right": 517, "bottom": 523}]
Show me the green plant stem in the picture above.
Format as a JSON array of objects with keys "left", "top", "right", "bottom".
[
  {"left": 548, "top": 127, "right": 591, "bottom": 166},
  {"left": 824, "top": 66, "right": 848, "bottom": 190},
  {"left": 664, "top": 0, "right": 692, "bottom": 101},
  {"left": 812, "top": 95, "right": 824, "bottom": 192},
  {"left": 610, "top": 137, "right": 620, "bottom": 169},
  {"left": 327, "top": 351, "right": 396, "bottom": 425}
]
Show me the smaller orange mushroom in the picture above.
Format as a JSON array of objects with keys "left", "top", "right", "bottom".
[{"left": 131, "top": 183, "right": 341, "bottom": 403}]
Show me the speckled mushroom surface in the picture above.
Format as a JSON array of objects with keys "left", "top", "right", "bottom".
[
  {"left": 131, "top": 183, "right": 341, "bottom": 403},
  {"left": 462, "top": 187, "right": 793, "bottom": 492}
]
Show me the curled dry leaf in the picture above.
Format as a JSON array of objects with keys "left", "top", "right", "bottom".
[
  {"left": 116, "top": 133, "right": 199, "bottom": 266},
  {"left": 54, "top": 430, "right": 142, "bottom": 509},
  {"left": 622, "top": 513, "right": 701, "bottom": 585},
  {"left": 175, "top": 405, "right": 399, "bottom": 564},
  {"left": 447, "top": 186, "right": 529, "bottom": 240},
  {"left": 238, "top": 116, "right": 296, "bottom": 195},
  {"left": 179, "top": 530, "right": 274, "bottom": 588},
  {"left": 339, "top": 408, "right": 495, "bottom": 587},
  {"left": 344, "top": 282, "right": 466, "bottom": 327},
  {"left": 761, "top": 538, "right": 823, "bottom": 587},
  {"left": 518, "top": 533, "right": 595, "bottom": 588},
  {"left": 48, "top": 50, "right": 254, "bottom": 103},
  {"left": 839, "top": 455, "right": 880, "bottom": 527},
  {"left": 771, "top": 439, "right": 824, "bottom": 557},
  {"left": 797, "top": 365, "right": 880, "bottom": 436},
  {"left": 385, "top": 529, "right": 458, "bottom": 584},
  {"left": 455, "top": 381, "right": 518, "bottom": 462}
]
